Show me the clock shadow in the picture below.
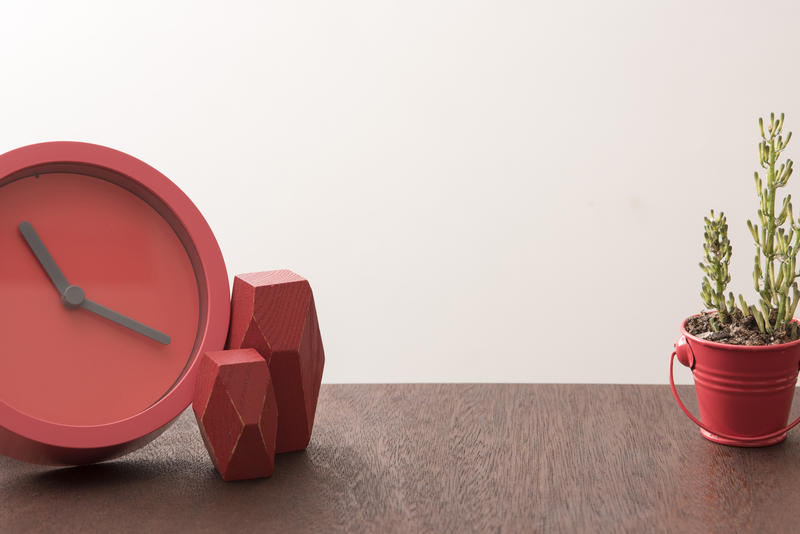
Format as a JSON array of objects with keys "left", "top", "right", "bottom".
[
  {"left": 27, "top": 458, "right": 190, "bottom": 487},
  {"left": 0, "top": 410, "right": 366, "bottom": 530},
  {"left": 25, "top": 448, "right": 318, "bottom": 487},
  {"left": 7, "top": 449, "right": 339, "bottom": 528}
]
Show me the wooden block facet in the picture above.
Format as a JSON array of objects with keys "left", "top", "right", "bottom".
[
  {"left": 192, "top": 349, "right": 278, "bottom": 481},
  {"left": 228, "top": 270, "right": 325, "bottom": 453}
]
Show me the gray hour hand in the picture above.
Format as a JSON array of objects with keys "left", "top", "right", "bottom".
[{"left": 19, "top": 221, "right": 70, "bottom": 294}]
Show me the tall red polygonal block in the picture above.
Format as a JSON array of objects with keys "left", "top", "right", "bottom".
[
  {"left": 193, "top": 349, "right": 278, "bottom": 481},
  {"left": 227, "top": 270, "right": 325, "bottom": 454}
]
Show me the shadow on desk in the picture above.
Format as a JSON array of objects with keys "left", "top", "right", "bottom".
[{"left": 8, "top": 443, "right": 322, "bottom": 489}]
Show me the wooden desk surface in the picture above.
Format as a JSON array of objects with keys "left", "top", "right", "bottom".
[{"left": 1, "top": 384, "right": 797, "bottom": 533}]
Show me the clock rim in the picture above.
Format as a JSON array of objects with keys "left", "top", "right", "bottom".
[{"left": 0, "top": 141, "right": 229, "bottom": 452}]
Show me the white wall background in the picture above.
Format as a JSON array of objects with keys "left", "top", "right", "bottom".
[{"left": 1, "top": 1, "right": 798, "bottom": 383}]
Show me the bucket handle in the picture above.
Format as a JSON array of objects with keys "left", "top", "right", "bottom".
[{"left": 670, "top": 350, "right": 800, "bottom": 442}]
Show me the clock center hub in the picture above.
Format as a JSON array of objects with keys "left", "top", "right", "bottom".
[{"left": 61, "top": 285, "right": 86, "bottom": 309}]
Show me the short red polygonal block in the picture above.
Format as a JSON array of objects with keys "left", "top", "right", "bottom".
[
  {"left": 193, "top": 349, "right": 278, "bottom": 481},
  {"left": 227, "top": 270, "right": 325, "bottom": 454}
]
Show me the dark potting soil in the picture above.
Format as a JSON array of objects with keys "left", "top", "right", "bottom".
[{"left": 685, "top": 309, "right": 799, "bottom": 346}]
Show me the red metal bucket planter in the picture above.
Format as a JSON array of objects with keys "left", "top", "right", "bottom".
[{"left": 670, "top": 317, "right": 800, "bottom": 447}]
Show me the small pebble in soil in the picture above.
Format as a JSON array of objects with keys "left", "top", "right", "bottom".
[{"left": 698, "top": 331, "right": 729, "bottom": 341}]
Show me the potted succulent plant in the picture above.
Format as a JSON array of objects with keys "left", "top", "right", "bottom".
[{"left": 671, "top": 113, "right": 800, "bottom": 447}]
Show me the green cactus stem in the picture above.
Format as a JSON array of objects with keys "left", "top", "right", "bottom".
[
  {"left": 747, "top": 113, "right": 800, "bottom": 333},
  {"left": 699, "top": 210, "right": 732, "bottom": 323},
  {"left": 751, "top": 305, "right": 766, "bottom": 333},
  {"left": 739, "top": 295, "right": 751, "bottom": 318}
]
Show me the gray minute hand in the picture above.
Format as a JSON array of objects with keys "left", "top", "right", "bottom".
[{"left": 81, "top": 299, "right": 171, "bottom": 345}]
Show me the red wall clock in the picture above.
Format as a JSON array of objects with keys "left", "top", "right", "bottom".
[{"left": 0, "top": 142, "right": 229, "bottom": 465}]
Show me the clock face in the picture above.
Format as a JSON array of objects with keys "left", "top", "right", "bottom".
[{"left": 0, "top": 172, "right": 201, "bottom": 426}]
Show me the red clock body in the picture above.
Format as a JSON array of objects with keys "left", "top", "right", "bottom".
[{"left": 0, "top": 142, "right": 229, "bottom": 465}]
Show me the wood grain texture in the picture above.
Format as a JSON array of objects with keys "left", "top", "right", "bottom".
[
  {"left": 227, "top": 270, "right": 325, "bottom": 453},
  {"left": 193, "top": 349, "right": 278, "bottom": 481},
  {"left": 1, "top": 384, "right": 799, "bottom": 533}
]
